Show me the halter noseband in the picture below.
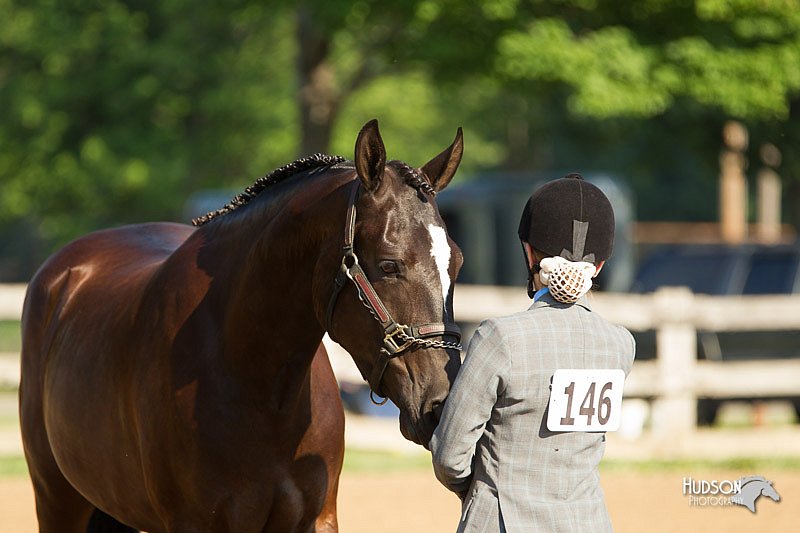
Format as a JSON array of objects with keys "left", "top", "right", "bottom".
[{"left": 325, "top": 180, "right": 462, "bottom": 404}]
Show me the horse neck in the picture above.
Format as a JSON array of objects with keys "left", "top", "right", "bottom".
[{"left": 192, "top": 171, "right": 351, "bottom": 396}]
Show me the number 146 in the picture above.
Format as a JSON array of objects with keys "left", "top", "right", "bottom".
[
  {"left": 546, "top": 369, "right": 625, "bottom": 432},
  {"left": 560, "top": 381, "right": 613, "bottom": 426}
]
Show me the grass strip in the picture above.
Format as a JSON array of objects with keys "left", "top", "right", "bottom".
[
  {"left": 601, "top": 456, "right": 800, "bottom": 472},
  {"left": 343, "top": 448, "right": 431, "bottom": 473},
  {"left": 0, "top": 455, "right": 27, "bottom": 477},
  {"left": 0, "top": 321, "right": 21, "bottom": 353},
  {"left": 2, "top": 452, "right": 798, "bottom": 479}
]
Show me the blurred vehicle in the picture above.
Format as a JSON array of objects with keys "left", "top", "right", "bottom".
[{"left": 630, "top": 243, "right": 800, "bottom": 425}]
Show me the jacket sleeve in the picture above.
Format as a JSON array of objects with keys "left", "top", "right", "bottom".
[
  {"left": 429, "top": 319, "right": 511, "bottom": 494},
  {"left": 621, "top": 326, "right": 636, "bottom": 376}
]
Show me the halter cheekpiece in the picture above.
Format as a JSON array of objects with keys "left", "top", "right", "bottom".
[{"left": 326, "top": 180, "right": 462, "bottom": 404}]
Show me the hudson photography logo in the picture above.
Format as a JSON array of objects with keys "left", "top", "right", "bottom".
[{"left": 682, "top": 476, "right": 781, "bottom": 513}]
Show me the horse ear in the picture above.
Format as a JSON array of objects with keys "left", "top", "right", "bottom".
[
  {"left": 354, "top": 119, "right": 386, "bottom": 192},
  {"left": 421, "top": 127, "right": 463, "bottom": 192}
]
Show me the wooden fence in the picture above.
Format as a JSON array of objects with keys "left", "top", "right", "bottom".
[
  {"left": 0, "top": 284, "right": 26, "bottom": 388},
  {"left": 454, "top": 285, "right": 800, "bottom": 435},
  {"left": 3, "top": 283, "right": 800, "bottom": 435}
]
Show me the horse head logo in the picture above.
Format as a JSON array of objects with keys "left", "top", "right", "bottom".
[{"left": 731, "top": 476, "right": 781, "bottom": 513}]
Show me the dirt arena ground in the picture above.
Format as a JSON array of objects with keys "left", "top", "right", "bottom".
[{"left": 1, "top": 467, "right": 795, "bottom": 532}]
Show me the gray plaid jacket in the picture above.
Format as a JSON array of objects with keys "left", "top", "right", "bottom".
[{"left": 430, "top": 291, "right": 635, "bottom": 532}]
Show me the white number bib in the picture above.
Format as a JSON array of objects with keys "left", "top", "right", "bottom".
[{"left": 547, "top": 369, "right": 625, "bottom": 432}]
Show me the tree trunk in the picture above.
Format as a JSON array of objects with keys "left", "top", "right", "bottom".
[{"left": 296, "top": 6, "right": 339, "bottom": 156}]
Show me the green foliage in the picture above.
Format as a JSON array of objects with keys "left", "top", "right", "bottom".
[
  {"left": 0, "top": 0, "right": 296, "bottom": 248},
  {"left": 499, "top": 21, "right": 672, "bottom": 117},
  {"left": 496, "top": 1, "right": 800, "bottom": 120},
  {"left": 3, "top": 0, "right": 800, "bottom": 280},
  {"left": 331, "top": 72, "right": 505, "bottom": 170}
]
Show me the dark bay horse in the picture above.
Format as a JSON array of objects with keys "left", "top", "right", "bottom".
[{"left": 20, "top": 119, "right": 464, "bottom": 532}]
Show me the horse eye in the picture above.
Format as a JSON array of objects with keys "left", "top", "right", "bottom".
[{"left": 379, "top": 260, "right": 399, "bottom": 275}]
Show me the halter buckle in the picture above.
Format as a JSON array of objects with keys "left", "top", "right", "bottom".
[
  {"left": 342, "top": 249, "right": 358, "bottom": 270},
  {"left": 383, "top": 324, "right": 414, "bottom": 354}
]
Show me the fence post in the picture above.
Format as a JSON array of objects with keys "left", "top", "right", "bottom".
[{"left": 651, "top": 287, "right": 697, "bottom": 436}]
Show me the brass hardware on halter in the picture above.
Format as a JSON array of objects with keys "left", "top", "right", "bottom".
[{"left": 383, "top": 325, "right": 415, "bottom": 354}]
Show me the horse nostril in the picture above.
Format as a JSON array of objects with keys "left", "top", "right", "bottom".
[{"left": 431, "top": 399, "right": 445, "bottom": 422}]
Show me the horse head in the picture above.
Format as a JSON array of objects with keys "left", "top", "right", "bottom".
[
  {"left": 320, "top": 119, "right": 464, "bottom": 448},
  {"left": 736, "top": 476, "right": 781, "bottom": 513},
  {"left": 761, "top": 480, "right": 780, "bottom": 502}
]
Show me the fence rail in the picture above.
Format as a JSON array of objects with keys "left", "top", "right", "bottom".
[
  {"left": 455, "top": 284, "right": 800, "bottom": 435},
  {"left": 0, "top": 284, "right": 25, "bottom": 320},
  {"left": 3, "top": 283, "right": 800, "bottom": 435}
]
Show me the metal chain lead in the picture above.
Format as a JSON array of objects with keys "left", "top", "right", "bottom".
[
  {"left": 393, "top": 328, "right": 462, "bottom": 352},
  {"left": 376, "top": 326, "right": 463, "bottom": 356},
  {"left": 372, "top": 329, "right": 461, "bottom": 406}
]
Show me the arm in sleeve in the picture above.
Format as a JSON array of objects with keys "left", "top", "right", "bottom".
[
  {"left": 429, "top": 319, "right": 511, "bottom": 494},
  {"left": 622, "top": 326, "right": 636, "bottom": 376}
]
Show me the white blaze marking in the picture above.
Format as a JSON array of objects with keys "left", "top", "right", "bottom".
[{"left": 427, "top": 224, "right": 451, "bottom": 309}]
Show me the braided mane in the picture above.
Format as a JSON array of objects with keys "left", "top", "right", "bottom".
[
  {"left": 192, "top": 153, "right": 346, "bottom": 226},
  {"left": 192, "top": 154, "right": 435, "bottom": 227},
  {"left": 390, "top": 161, "right": 436, "bottom": 196}
]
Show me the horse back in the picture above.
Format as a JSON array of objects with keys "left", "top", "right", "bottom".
[{"left": 22, "top": 221, "right": 193, "bottom": 361}]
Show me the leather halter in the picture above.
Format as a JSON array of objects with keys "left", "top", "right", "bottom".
[{"left": 325, "top": 180, "right": 462, "bottom": 403}]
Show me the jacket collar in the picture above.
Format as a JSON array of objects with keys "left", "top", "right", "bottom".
[{"left": 529, "top": 288, "right": 592, "bottom": 312}]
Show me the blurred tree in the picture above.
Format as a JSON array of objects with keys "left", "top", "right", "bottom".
[
  {"left": 0, "top": 0, "right": 296, "bottom": 253},
  {"left": 495, "top": 0, "right": 800, "bottom": 121},
  {"left": 293, "top": 0, "right": 517, "bottom": 157},
  {"left": 4, "top": 0, "right": 800, "bottom": 281},
  {"left": 487, "top": 0, "right": 800, "bottom": 222},
  {"left": 296, "top": 0, "right": 800, "bottom": 218}
]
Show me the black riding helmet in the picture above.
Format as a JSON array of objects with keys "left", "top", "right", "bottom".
[{"left": 518, "top": 173, "right": 615, "bottom": 296}]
